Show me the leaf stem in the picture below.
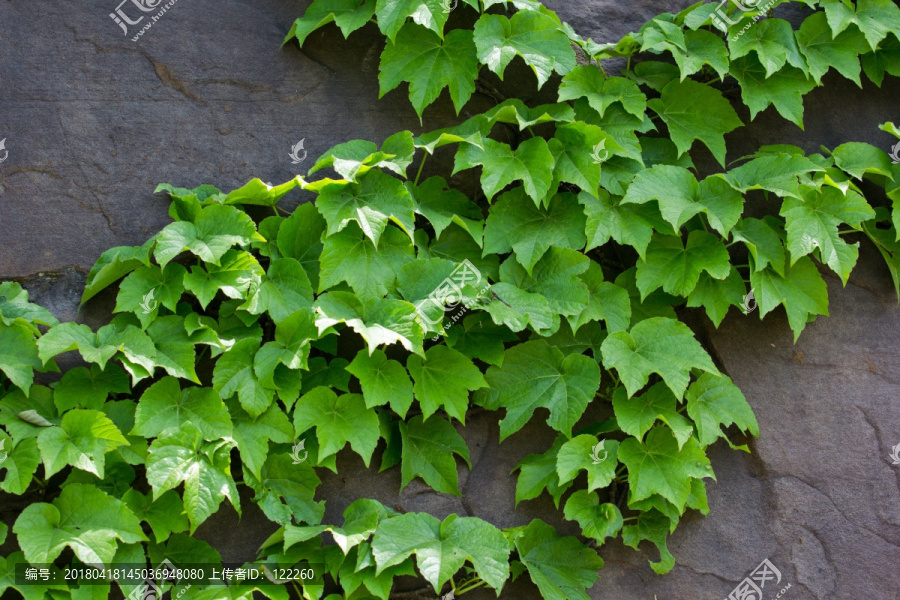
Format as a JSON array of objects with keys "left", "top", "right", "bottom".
[
  {"left": 455, "top": 576, "right": 487, "bottom": 595},
  {"left": 414, "top": 151, "right": 428, "bottom": 186}
]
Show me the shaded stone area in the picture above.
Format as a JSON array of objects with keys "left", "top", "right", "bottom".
[{"left": 2, "top": 0, "right": 900, "bottom": 599}]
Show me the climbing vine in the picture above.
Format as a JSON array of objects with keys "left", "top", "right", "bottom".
[{"left": 1, "top": 0, "right": 899, "bottom": 598}]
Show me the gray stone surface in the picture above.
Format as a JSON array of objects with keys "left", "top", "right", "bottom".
[{"left": 2, "top": 1, "right": 900, "bottom": 599}]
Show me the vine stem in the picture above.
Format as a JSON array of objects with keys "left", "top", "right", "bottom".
[
  {"left": 455, "top": 576, "right": 487, "bottom": 595},
  {"left": 415, "top": 151, "right": 428, "bottom": 186}
]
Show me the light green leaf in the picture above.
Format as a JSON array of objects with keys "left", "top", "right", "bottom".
[
  {"left": 686, "top": 269, "right": 747, "bottom": 327},
  {"left": 81, "top": 242, "right": 153, "bottom": 304},
  {"left": 823, "top": 0, "right": 900, "bottom": 51},
  {"left": 0, "top": 282, "right": 58, "bottom": 327},
  {"left": 228, "top": 399, "right": 294, "bottom": 480},
  {"left": 154, "top": 205, "right": 257, "bottom": 267},
  {"left": 398, "top": 415, "right": 470, "bottom": 495},
  {"left": 245, "top": 452, "right": 324, "bottom": 527},
  {"left": 513, "top": 435, "right": 571, "bottom": 507},
  {"left": 37, "top": 409, "right": 128, "bottom": 478},
  {"left": 728, "top": 18, "right": 808, "bottom": 78},
  {"left": 612, "top": 384, "right": 694, "bottom": 448},
  {"left": 277, "top": 203, "right": 326, "bottom": 291},
  {"left": 567, "top": 262, "right": 631, "bottom": 334},
  {"left": 285, "top": 0, "right": 376, "bottom": 46},
  {"left": 635, "top": 231, "right": 731, "bottom": 299},
  {"left": 832, "top": 142, "right": 895, "bottom": 180},
  {"left": 685, "top": 373, "right": 759, "bottom": 448},
  {"left": 318, "top": 223, "right": 414, "bottom": 300},
  {"left": 147, "top": 316, "right": 200, "bottom": 383},
  {"left": 213, "top": 338, "right": 274, "bottom": 419},
  {"left": 622, "top": 509, "right": 675, "bottom": 575},
  {"left": 132, "top": 377, "right": 232, "bottom": 441},
  {"left": 558, "top": 67, "right": 647, "bottom": 118},
  {"left": 407, "top": 345, "right": 487, "bottom": 424},
  {"left": 556, "top": 436, "right": 619, "bottom": 492},
  {"left": 0, "top": 435, "right": 40, "bottom": 495},
  {"left": 729, "top": 56, "right": 816, "bottom": 128},
  {"left": 122, "top": 489, "right": 189, "bottom": 544},
  {"left": 183, "top": 249, "right": 264, "bottom": 310},
  {"left": 314, "top": 292, "right": 424, "bottom": 355},
  {"left": 563, "top": 490, "right": 623, "bottom": 546},
  {"left": 579, "top": 190, "right": 656, "bottom": 258},
  {"left": 347, "top": 349, "right": 414, "bottom": 418},
  {"left": 731, "top": 217, "right": 787, "bottom": 276},
  {"left": 0, "top": 323, "right": 41, "bottom": 393},
  {"left": 454, "top": 138, "right": 555, "bottom": 205},
  {"left": 241, "top": 258, "right": 314, "bottom": 324},
  {"left": 722, "top": 153, "right": 824, "bottom": 200},
  {"left": 293, "top": 387, "right": 381, "bottom": 466},
  {"left": 797, "top": 12, "right": 869, "bottom": 85},
  {"left": 749, "top": 256, "right": 829, "bottom": 341},
  {"left": 375, "top": 0, "right": 449, "bottom": 42},
  {"left": 407, "top": 177, "right": 484, "bottom": 244},
  {"left": 511, "top": 519, "right": 603, "bottom": 600}
]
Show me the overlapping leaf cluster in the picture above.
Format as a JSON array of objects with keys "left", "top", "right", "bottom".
[{"left": 1, "top": 0, "right": 899, "bottom": 599}]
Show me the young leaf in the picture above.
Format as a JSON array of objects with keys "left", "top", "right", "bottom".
[
  {"left": 154, "top": 205, "right": 258, "bottom": 267},
  {"left": 563, "top": 490, "right": 623, "bottom": 546},
  {"left": 611, "top": 384, "right": 693, "bottom": 448},
  {"left": 293, "top": 387, "right": 381, "bottom": 466},
  {"left": 556, "top": 436, "right": 619, "bottom": 491},
  {"left": 407, "top": 345, "right": 487, "bottom": 424},
  {"left": 37, "top": 409, "right": 128, "bottom": 479},
  {"left": 81, "top": 242, "right": 153, "bottom": 304},
  {"left": 685, "top": 373, "right": 759, "bottom": 449},
  {"left": 477, "top": 340, "right": 601, "bottom": 440},
  {"left": 398, "top": 415, "right": 470, "bottom": 495},
  {"left": 285, "top": 0, "right": 376, "bottom": 46},
  {"left": 346, "top": 349, "right": 415, "bottom": 418}
]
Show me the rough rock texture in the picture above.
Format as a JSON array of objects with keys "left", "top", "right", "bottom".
[{"left": 2, "top": 0, "right": 900, "bottom": 599}]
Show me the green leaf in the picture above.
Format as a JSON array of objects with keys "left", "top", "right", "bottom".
[
  {"left": 686, "top": 269, "right": 747, "bottom": 327},
  {"left": 379, "top": 24, "right": 478, "bottom": 117},
  {"left": 454, "top": 138, "right": 555, "bottom": 205},
  {"left": 483, "top": 189, "right": 587, "bottom": 275},
  {"left": 499, "top": 247, "right": 590, "bottom": 318},
  {"left": 728, "top": 18, "right": 808, "bottom": 78},
  {"left": 285, "top": 498, "right": 399, "bottom": 554},
  {"left": 548, "top": 122, "right": 625, "bottom": 199},
  {"left": 0, "top": 435, "right": 40, "bottom": 495},
  {"left": 122, "top": 489, "right": 189, "bottom": 544},
  {"left": 408, "top": 177, "right": 484, "bottom": 244},
  {"left": 797, "top": 12, "right": 869, "bottom": 85},
  {"left": 621, "top": 509, "right": 675, "bottom": 575},
  {"left": 729, "top": 56, "right": 816, "bottom": 128},
  {"left": 556, "top": 435, "right": 619, "bottom": 491},
  {"left": 781, "top": 187, "right": 875, "bottom": 283},
  {"left": 134, "top": 377, "right": 233, "bottom": 440},
  {"left": 213, "top": 338, "right": 274, "bottom": 419},
  {"left": 647, "top": 79, "right": 742, "bottom": 166},
  {"left": 314, "top": 292, "right": 424, "bottom": 355},
  {"left": 228, "top": 398, "right": 294, "bottom": 480},
  {"left": 473, "top": 11, "right": 576, "bottom": 88},
  {"left": 183, "top": 249, "right": 264, "bottom": 310},
  {"left": 612, "top": 384, "right": 694, "bottom": 448},
  {"left": 346, "top": 349, "right": 414, "bottom": 418},
  {"left": 154, "top": 205, "right": 257, "bottom": 267},
  {"left": 293, "top": 387, "right": 381, "bottom": 466},
  {"left": 145, "top": 422, "right": 240, "bottom": 533},
  {"left": 285, "top": 0, "right": 376, "bottom": 46},
  {"left": 722, "top": 153, "right": 824, "bottom": 200},
  {"left": 246, "top": 452, "right": 324, "bottom": 526},
  {"left": 635, "top": 231, "right": 731, "bottom": 299},
  {"left": 242, "top": 258, "right": 314, "bottom": 324},
  {"left": 731, "top": 217, "right": 787, "bottom": 276},
  {"left": 511, "top": 519, "right": 603, "bottom": 600},
  {"left": 0, "top": 323, "right": 41, "bottom": 393},
  {"left": 674, "top": 29, "right": 729, "bottom": 81},
  {"left": 618, "top": 427, "right": 713, "bottom": 511},
  {"left": 483, "top": 281, "right": 556, "bottom": 335},
  {"left": 749, "top": 256, "right": 829, "bottom": 341},
  {"left": 832, "top": 142, "right": 895, "bottom": 180},
  {"left": 685, "top": 373, "right": 759, "bottom": 449},
  {"left": 115, "top": 263, "right": 186, "bottom": 326},
  {"left": 563, "top": 490, "right": 623, "bottom": 546},
  {"left": 407, "top": 345, "right": 487, "bottom": 424},
  {"left": 601, "top": 317, "right": 719, "bottom": 399},
  {"left": 823, "top": 0, "right": 900, "bottom": 51},
  {"left": 54, "top": 365, "right": 128, "bottom": 414},
  {"left": 146, "top": 316, "right": 200, "bottom": 383},
  {"left": 398, "top": 415, "right": 470, "bottom": 495},
  {"left": 375, "top": 0, "right": 449, "bottom": 43},
  {"left": 81, "top": 241, "right": 154, "bottom": 304},
  {"left": 372, "top": 512, "right": 510, "bottom": 593},
  {"left": 446, "top": 313, "right": 517, "bottom": 366},
  {"left": 277, "top": 203, "right": 327, "bottom": 291},
  {"left": 37, "top": 409, "right": 128, "bottom": 478},
  {"left": 318, "top": 223, "right": 414, "bottom": 300},
  {"left": 14, "top": 483, "right": 146, "bottom": 565},
  {"left": 0, "top": 282, "right": 57, "bottom": 327},
  {"left": 513, "top": 435, "right": 571, "bottom": 507},
  {"left": 254, "top": 308, "right": 319, "bottom": 390},
  {"left": 477, "top": 340, "right": 601, "bottom": 441},
  {"left": 579, "top": 190, "right": 656, "bottom": 258},
  {"left": 316, "top": 170, "right": 415, "bottom": 246},
  {"left": 558, "top": 68, "right": 647, "bottom": 118}
]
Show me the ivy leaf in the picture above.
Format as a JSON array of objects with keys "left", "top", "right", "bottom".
[
  {"left": 513, "top": 435, "right": 571, "bottom": 507},
  {"left": 277, "top": 203, "right": 326, "bottom": 291},
  {"left": 556, "top": 436, "right": 619, "bottom": 492},
  {"left": 254, "top": 308, "right": 319, "bottom": 390},
  {"left": 477, "top": 340, "right": 601, "bottom": 441},
  {"left": 0, "top": 282, "right": 58, "bottom": 327},
  {"left": 372, "top": 512, "right": 510, "bottom": 593},
  {"left": 245, "top": 452, "right": 324, "bottom": 527},
  {"left": 723, "top": 153, "right": 824, "bottom": 200},
  {"left": 454, "top": 138, "right": 555, "bottom": 205},
  {"left": 213, "top": 338, "right": 274, "bottom": 419},
  {"left": 674, "top": 29, "right": 729, "bottom": 81},
  {"left": 285, "top": 498, "right": 400, "bottom": 554},
  {"left": 145, "top": 422, "right": 240, "bottom": 533},
  {"left": 823, "top": 0, "right": 900, "bottom": 52},
  {"left": 36, "top": 409, "right": 127, "bottom": 479},
  {"left": 183, "top": 249, "right": 264, "bottom": 310},
  {"left": 566, "top": 262, "right": 631, "bottom": 334},
  {"left": 293, "top": 387, "right": 381, "bottom": 466},
  {"left": 316, "top": 170, "right": 415, "bottom": 247},
  {"left": 81, "top": 242, "right": 153, "bottom": 304},
  {"left": 686, "top": 373, "right": 759, "bottom": 449},
  {"left": 579, "top": 190, "right": 656, "bottom": 258},
  {"left": 612, "top": 384, "right": 694, "bottom": 448},
  {"left": 375, "top": 0, "right": 449, "bottom": 42},
  {"left": 154, "top": 205, "right": 257, "bottom": 268},
  {"left": 729, "top": 56, "right": 816, "bottom": 128},
  {"left": 483, "top": 281, "right": 556, "bottom": 335},
  {"left": 132, "top": 377, "right": 233, "bottom": 441},
  {"left": 831, "top": 142, "right": 895, "bottom": 180},
  {"left": 0, "top": 323, "right": 41, "bottom": 393},
  {"left": 0, "top": 435, "right": 40, "bottom": 495},
  {"left": 548, "top": 122, "right": 624, "bottom": 198},
  {"left": 601, "top": 317, "right": 719, "bottom": 399},
  {"left": 749, "top": 256, "right": 829, "bottom": 341},
  {"left": 146, "top": 316, "right": 200, "bottom": 384},
  {"left": 115, "top": 263, "right": 186, "bottom": 327},
  {"left": 780, "top": 187, "right": 875, "bottom": 283},
  {"left": 647, "top": 79, "right": 742, "bottom": 167},
  {"left": 618, "top": 427, "right": 713, "bottom": 511},
  {"left": 563, "top": 490, "right": 623, "bottom": 546},
  {"left": 729, "top": 18, "right": 808, "bottom": 78},
  {"left": 285, "top": 0, "right": 376, "bottom": 46},
  {"left": 499, "top": 248, "right": 590, "bottom": 318},
  {"left": 13, "top": 483, "right": 146, "bottom": 565},
  {"left": 483, "top": 189, "right": 587, "bottom": 275},
  {"left": 407, "top": 345, "right": 487, "bottom": 424},
  {"left": 473, "top": 10, "right": 576, "bottom": 88},
  {"left": 121, "top": 489, "right": 189, "bottom": 544},
  {"left": 314, "top": 292, "right": 424, "bottom": 355},
  {"left": 511, "top": 519, "right": 603, "bottom": 600},
  {"left": 731, "top": 218, "right": 787, "bottom": 276},
  {"left": 346, "top": 349, "right": 415, "bottom": 418},
  {"left": 318, "top": 223, "right": 414, "bottom": 301},
  {"left": 398, "top": 415, "right": 470, "bottom": 495},
  {"left": 635, "top": 231, "right": 731, "bottom": 299},
  {"left": 228, "top": 399, "right": 294, "bottom": 480},
  {"left": 446, "top": 313, "right": 518, "bottom": 367},
  {"left": 797, "top": 12, "right": 869, "bottom": 85},
  {"left": 379, "top": 24, "right": 478, "bottom": 117},
  {"left": 621, "top": 509, "right": 675, "bottom": 575},
  {"left": 407, "top": 177, "right": 484, "bottom": 244},
  {"left": 686, "top": 269, "right": 747, "bottom": 327},
  {"left": 241, "top": 258, "right": 314, "bottom": 324},
  {"left": 558, "top": 67, "right": 647, "bottom": 118}
]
